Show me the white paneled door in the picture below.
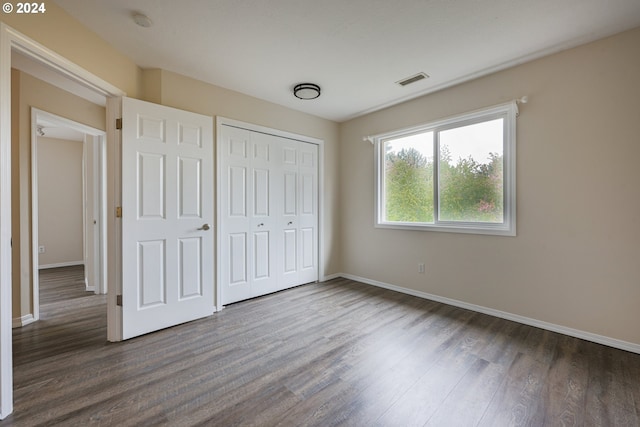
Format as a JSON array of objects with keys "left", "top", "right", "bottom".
[
  {"left": 121, "top": 97, "right": 214, "bottom": 340},
  {"left": 220, "top": 125, "right": 318, "bottom": 305}
]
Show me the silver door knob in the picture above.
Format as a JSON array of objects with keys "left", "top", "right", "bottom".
[{"left": 198, "top": 224, "right": 211, "bottom": 231}]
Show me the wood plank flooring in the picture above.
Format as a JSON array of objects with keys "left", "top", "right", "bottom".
[{"left": 3, "top": 266, "right": 640, "bottom": 426}]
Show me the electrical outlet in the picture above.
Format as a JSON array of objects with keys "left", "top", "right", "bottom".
[
  {"left": 38, "top": 245, "right": 45, "bottom": 254},
  {"left": 418, "top": 263, "right": 425, "bottom": 274}
]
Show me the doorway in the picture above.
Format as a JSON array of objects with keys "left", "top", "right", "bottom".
[
  {"left": 31, "top": 109, "right": 107, "bottom": 322},
  {"left": 0, "top": 23, "right": 126, "bottom": 418}
]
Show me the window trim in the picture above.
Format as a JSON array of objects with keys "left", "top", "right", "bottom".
[{"left": 374, "top": 101, "right": 517, "bottom": 236}]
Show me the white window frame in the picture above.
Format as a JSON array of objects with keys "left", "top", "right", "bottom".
[{"left": 375, "top": 101, "right": 517, "bottom": 236}]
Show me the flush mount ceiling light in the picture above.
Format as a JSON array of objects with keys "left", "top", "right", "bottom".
[
  {"left": 133, "top": 12, "right": 153, "bottom": 28},
  {"left": 293, "top": 83, "right": 321, "bottom": 100}
]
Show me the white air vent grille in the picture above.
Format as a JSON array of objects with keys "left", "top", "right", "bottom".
[{"left": 397, "top": 72, "right": 429, "bottom": 86}]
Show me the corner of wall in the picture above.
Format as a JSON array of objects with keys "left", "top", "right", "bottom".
[
  {"left": 2, "top": 3, "right": 141, "bottom": 97},
  {"left": 140, "top": 69, "right": 162, "bottom": 104}
]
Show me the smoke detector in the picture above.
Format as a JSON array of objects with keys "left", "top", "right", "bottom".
[{"left": 133, "top": 13, "right": 153, "bottom": 28}]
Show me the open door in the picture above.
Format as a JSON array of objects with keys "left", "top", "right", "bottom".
[{"left": 120, "top": 97, "right": 214, "bottom": 340}]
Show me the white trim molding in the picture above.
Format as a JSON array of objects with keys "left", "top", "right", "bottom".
[
  {"left": 12, "top": 315, "right": 35, "bottom": 329},
  {"left": 374, "top": 101, "right": 517, "bottom": 236},
  {"left": 0, "top": 22, "right": 14, "bottom": 420},
  {"left": 0, "top": 23, "right": 126, "bottom": 419},
  {"left": 38, "top": 261, "right": 85, "bottom": 270},
  {"left": 339, "top": 273, "right": 640, "bottom": 355},
  {"left": 321, "top": 273, "right": 342, "bottom": 282},
  {"left": 31, "top": 107, "right": 108, "bottom": 321}
]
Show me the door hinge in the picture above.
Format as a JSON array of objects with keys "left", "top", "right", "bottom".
[
  {"left": 116, "top": 206, "right": 122, "bottom": 218},
  {"left": 116, "top": 295, "right": 123, "bottom": 306},
  {"left": 115, "top": 118, "right": 122, "bottom": 130}
]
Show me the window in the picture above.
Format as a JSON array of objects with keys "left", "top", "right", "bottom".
[{"left": 375, "top": 102, "right": 517, "bottom": 236}]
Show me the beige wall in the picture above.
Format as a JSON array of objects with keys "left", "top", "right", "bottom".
[
  {"left": 145, "top": 69, "right": 342, "bottom": 279},
  {"left": 1, "top": 2, "right": 141, "bottom": 98},
  {"left": 4, "top": 4, "right": 138, "bottom": 319},
  {"left": 5, "top": 6, "right": 341, "bottom": 320},
  {"left": 37, "top": 137, "right": 84, "bottom": 267},
  {"left": 339, "top": 27, "right": 640, "bottom": 345},
  {"left": 5, "top": 2, "right": 638, "bottom": 349},
  {"left": 11, "top": 69, "right": 105, "bottom": 318}
]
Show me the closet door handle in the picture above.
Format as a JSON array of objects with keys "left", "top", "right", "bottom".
[
  {"left": 287, "top": 221, "right": 293, "bottom": 226},
  {"left": 198, "top": 224, "right": 211, "bottom": 231}
]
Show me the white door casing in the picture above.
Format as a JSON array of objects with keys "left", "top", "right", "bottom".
[
  {"left": 1, "top": 23, "right": 127, "bottom": 419},
  {"left": 219, "top": 123, "right": 319, "bottom": 305},
  {"left": 121, "top": 97, "right": 214, "bottom": 340},
  {"left": 83, "top": 134, "right": 104, "bottom": 293},
  {"left": 30, "top": 109, "right": 107, "bottom": 324}
]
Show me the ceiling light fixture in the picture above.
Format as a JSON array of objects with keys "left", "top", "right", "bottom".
[
  {"left": 133, "top": 13, "right": 153, "bottom": 28},
  {"left": 293, "top": 83, "right": 321, "bottom": 100}
]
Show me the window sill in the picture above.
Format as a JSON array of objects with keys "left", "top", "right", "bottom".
[{"left": 375, "top": 221, "right": 516, "bottom": 236}]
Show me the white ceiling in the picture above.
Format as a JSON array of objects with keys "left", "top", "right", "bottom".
[{"left": 53, "top": 0, "right": 640, "bottom": 122}]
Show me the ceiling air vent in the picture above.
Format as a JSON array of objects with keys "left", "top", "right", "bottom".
[{"left": 396, "top": 72, "right": 429, "bottom": 87}]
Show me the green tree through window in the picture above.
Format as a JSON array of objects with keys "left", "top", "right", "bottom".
[
  {"left": 385, "top": 147, "right": 434, "bottom": 222},
  {"left": 376, "top": 102, "right": 516, "bottom": 235}
]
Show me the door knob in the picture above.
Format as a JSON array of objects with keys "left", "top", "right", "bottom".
[{"left": 198, "top": 224, "right": 211, "bottom": 231}]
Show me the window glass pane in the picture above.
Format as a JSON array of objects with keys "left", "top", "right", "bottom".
[
  {"left": 438, "top": 119, "right": 504, "bottom": 223},
  {"left": 384, "top": 132, "right": 434, "bottom": 223}
]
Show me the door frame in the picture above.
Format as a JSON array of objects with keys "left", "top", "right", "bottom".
[
  {"left": 215, "top": 117, "right": 325, "bottom": 311},
  {"left": 30, "top": 108, "right": 108, "bottom": 323},
  {"left": 0, "top": 23, "right": 125, "bottom": 419}
]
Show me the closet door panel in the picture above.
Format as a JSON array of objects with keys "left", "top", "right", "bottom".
[
  {"left": 297, "top": 143, "right": 318, "bottom": 284},
  {"left": 220, "top": 125, "right": 318, "bottom": 304},
  {"left": 249, "top": 133, "right": 278, "bottom": 296},
  {"left": 220, "top": 127, "right": 252, "bottom": 304}
]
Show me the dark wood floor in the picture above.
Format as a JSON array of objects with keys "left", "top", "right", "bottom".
[{"left": 3, "top": 267, "right": 640, "bottom": 426}]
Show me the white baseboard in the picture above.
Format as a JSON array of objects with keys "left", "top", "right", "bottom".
[
  {"left": 12, "top": 314, "right": 35, "bottom": 328},
  {"left": 84, "top": 278, "right": 96, "bottom": 293},
  {"left": 321, "top": 272, "right": 342, "bottom": 282},
  {"left": 338, "top": 273, "right": 640, "bottom": 355},
  {"left": 39, "top": 261, "right": 84, "bottom": 270}
]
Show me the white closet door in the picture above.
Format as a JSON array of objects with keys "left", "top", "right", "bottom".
[
  {"left": 279, "top": 138, "right": 300, "bottom": 288},
  {"left": 220, "top": 125, "right": 318, "bottom": 305},
  {"left": 297, "top": 142, "right": 318, "bottom": 285},
  {"left": 219, "top": 126, "right": 251, "bottom": 304},
  {"left": 220, "top": 126, "right": 275, "bottom": 304},
  {"left": 249, "top": 132, "right": 279, "bottom": 297}
]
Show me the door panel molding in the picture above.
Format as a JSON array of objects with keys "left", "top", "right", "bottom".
[
  {"left": 121, "top": 97, "right": 214, "bottom": 340},
  {"left": 217, "top": 117, "right": 324, "bottom": 307}
]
